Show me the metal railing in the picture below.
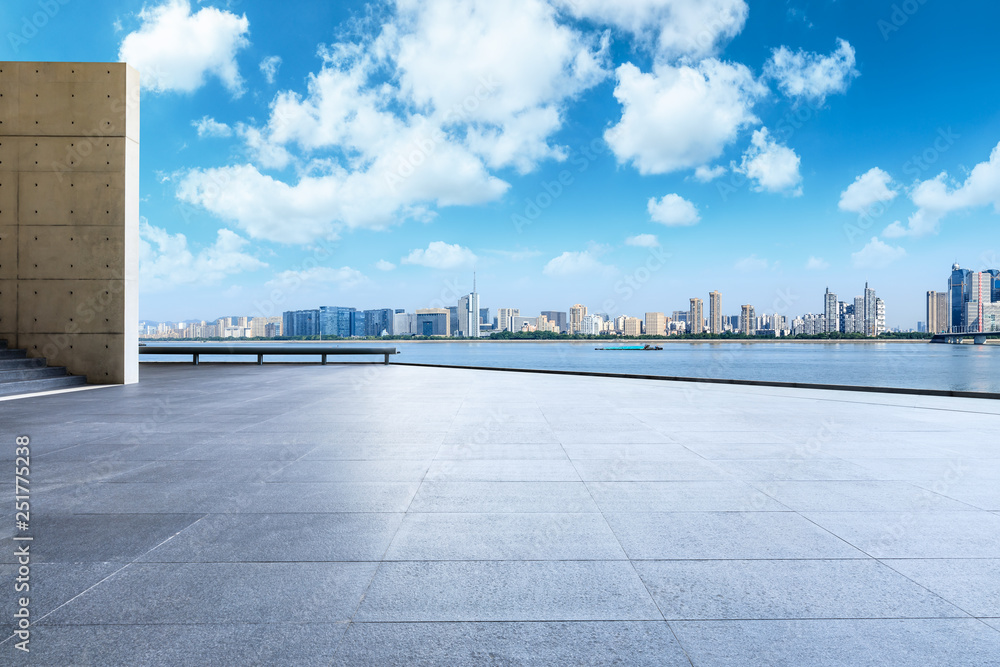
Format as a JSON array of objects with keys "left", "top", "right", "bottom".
[{"left": 139, "top": 344, "right": 399, "bottom": 365}]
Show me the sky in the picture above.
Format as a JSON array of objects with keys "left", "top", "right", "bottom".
[{"left": 4, "top": 0, "right": 1000, "bottom": 327}]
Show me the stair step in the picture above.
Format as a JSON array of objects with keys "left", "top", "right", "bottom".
[
  {"left": 0, "top": 366, "right": 69, "bottom": 382},
  {"left": 0, "top": 349, "right": 28, "bottom": 360},
  {"left": 0, "top": 357, "right": 46, "bottom": 370},
  {"left": 0, "top": 375, "right": 88, "bottom": 397}
]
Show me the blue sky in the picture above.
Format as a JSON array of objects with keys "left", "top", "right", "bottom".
[{"left": 4, "top": 0, "right": 1000, "bottom": 327}]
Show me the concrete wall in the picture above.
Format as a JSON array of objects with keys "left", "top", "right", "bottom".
[{"left": 0, "top": 62, "right": 139, "bottom": 384}]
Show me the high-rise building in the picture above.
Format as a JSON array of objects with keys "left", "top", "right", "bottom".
[
  {"left": 824, "top": 288, "right": 839, "bottom": 333},
  {"left": 709, "top": 291, "right": 722, "bottom": 334},
  {"left": 645, "top": 312, "right": 666, "bottom": 336},
  {"left": 479, "top": 308, "right": 490, "bottom": 325},
  {"left": 364, "top": 309, "right": 395, "bottom": 336},
  {"left": 447, "top": 306, "right": 459, "bottom": 337},
  {"left": 458, "top": 289, "right": 481, "bottom": 338},
  {"left": 415, "top": 308, "right": 450, "bottom": 336},
  {"left": 926, "top": 291, "right": 949, "bottom": 334},
  {"left": 319, "top": 306, "right": 355, "bottom": 337},
  {"left": 964, "top": 271, "right": 1000, "bottom": 333},
  {"left": 740, "top": 305, "right": 755, "bottom": 336},
  {"left": 541, "top": 311, "right": 568, "bottom": 333},
  {"left": 393, "top": 312, "right": 416, "bottom": 336},
  {"left": 864, "top": 283, "right": 877, "bottom": 336},
  {"left": 689, "top": 298, "right": 704, "bottom": 334},
  {"left": 497, "top": 308, "right": 520, "bottom": 332},
  {"left": 569, "top": 304, "right": 588, "bottom": 334},
  {"left": 948, "top": 263, "right": 970, "bottom": 332},
  {"left": 350, "top": 311, "right": 365, "bottom": 337},
  {"left": 875, "top": 298, "right": 886, "bottom": 336},
  {"left": 580, "top": 314, "right": 603, "bottom": 335},
  {"left": 282, "top": 310, "right": 320, "bottom": 337},
  {"left": 622, "top": 317, "right": 642, "bottom": 337},
  {"left": 671, "top": 310, "right": 688, "bottom": 324}
]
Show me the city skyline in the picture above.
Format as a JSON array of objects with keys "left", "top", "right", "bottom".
[{"left": 11, "top": 1, "right": 1000, "bottom": 327}]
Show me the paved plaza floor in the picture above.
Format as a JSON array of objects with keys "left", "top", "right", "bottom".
[{"left": 2, "top": 363, "right": 1000, "bottom": 665}]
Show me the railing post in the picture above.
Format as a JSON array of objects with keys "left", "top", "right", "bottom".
[
  {"left": 322, "top": 354, "right": 327, "bottom": 365},
  {"left": 258, "top": 354, "right": 264, "bottom": 365},
  {"left": 384, "top": 353, "right": 389, "bottom": 365},
  {"left": 193, "top": 353, "right": 199, "bottom": 365}
]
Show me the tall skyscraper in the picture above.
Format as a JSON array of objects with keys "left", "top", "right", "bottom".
[
  {"left": 497, "top": 308, "right": 519, "bottom": 332},
  {"left": 740, "top": 305, "right": 755, "bottom": 336},
  {"left": 709, "top": 291, "right": 722, "bottom": 334},
  {"left": 864, "top": 283, "right": 877, "bottom": 336},
  {"left": 479, "top": 308, "right": 490, "bottom": 325},
  {"left": 689, "top": 298, "right": 704, "bottom": 334},
  {"left": 949, "top": 263, "right": 970, "bottom": 332},
  {"left": 569, "top": 304, "right": 588, "bottom": 334},
  {"left": 875, "top": 297, "right": 886, "bottom": 336},
  {"left": 364, "top": 309, "right": 395, "bottom": 336},
  {"left": 415, "top": 308, "right": 450, "bottom": 336},
  {"left": 458, "top": 291, "right": 480, "bottom": 338},
  {"left": 645, "top": 312, "right": 666, "bottom": 336},
  {"left": 824, "top": 288, "right": 839, "bottom": 333},
  {"left": 926, "top": 291, "right": 948, "bottom": 334}
]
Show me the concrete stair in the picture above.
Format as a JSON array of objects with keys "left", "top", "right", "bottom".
[{"left": 0, "top": 340, "right": 88, "bottom": 397}]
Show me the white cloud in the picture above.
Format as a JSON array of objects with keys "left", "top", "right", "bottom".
[
  {"left": 402, "top": 242, "right": 478, "bottom": 270},
  {"left": 606, "top": 59, "right": 765, "bottom": 175},
  {"left": 648, "top": 194, "right": 701, "bottom": 226},
  {"left": 693, "top": 165, "right": 727, "bottom": 182},
  {"left": 806, "top": 256, "right": 830, "bottom": 270},
  {"left": 734, "top": 254, "right": 770, "bottom": 271},
  {"left": 852, "top": 237, "right": 906, "bottom": 269},
  {"left": 375, "top": 259, "right": 396, "bottom": 271},
  {"left": 552, "top": 0, "right": 749, "bottom": 61},
  {"left": 118, "top": 0, "right": 250, "bottom": 96},
  {"left": 884, "top": 141, "right": 1000, "bottom": 238},
  {"left": 265, "top": 266, "right": 368, "bottom": 291},
  {"left": 139, "top": 219, "right": 265, "bottom": 291},
  {"left": 764, "top": 39, "right": 859, "bottom": 104},
  {"left": 259, "top": 55, "right": 282, "bottom": 84},
  {"left": 625, "top": 233, "right": 660, "bottom": 247},
  {"left": 736, "top": 127, "right": 802, "bottom": 195},
  {"left": 192, "top": 116, "right": 232, "bottom": 138},
  {"left": 839, "top": 167, "right": 898, "bottom": 213},
  {"left": 179, "top": 0, "right": 608, "bottom": 244},
  {"left": 543, "top": 250, "right": 615, "bottom": 277}
]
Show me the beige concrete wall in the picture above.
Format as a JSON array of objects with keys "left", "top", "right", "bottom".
[{"left": 0, "top": 62, "right": 139, "bottom": 384}]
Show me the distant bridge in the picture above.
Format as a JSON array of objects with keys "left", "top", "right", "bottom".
[{"left": 930, "top": 331, "right": 1000, "bottom": 345}]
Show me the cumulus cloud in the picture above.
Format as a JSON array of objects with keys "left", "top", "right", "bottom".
[
  {"left": 259, "top": 55, "right": 282, "bottom": 84},
  {"left": 192, "top": 116, "right": 232, "bottom": 138},
  {"left": 736, "top": 128, "right": 802, "bottom": 195},
  {"left": 839, "top": 167, "right": 898, "bottom": 213},
  {"left": 139, "top": 219, "right": 265, "bottom": 291},
  {"left": 625, "top": 233, "right": 660, "bottom": 247},
  {"left": 884, "top": 141, "right": 1000, "bottom": 238},
  {"left": 375, "top": 259, "right": 396, "bottom": 271},
  {"left": 806, "top": 256, "right": 830, "bottom": 270},
  {"left": 606, "top": 59, "right": 765, "bottom": 175},
  {"left": 118, "top": 0, "right": 250, "bottom": 95},
  {"left": 402, "top": 242, "right": 478, "bottom": 270},
  {"left": 648, "top": 194, "right": 701, "bottom": 226},
  {"left": 178, "top": 0, "right": 607, "bottom": 244},
  {"left": 852, "top": 237, "right": 906, "bottom": 269},
  {"left": 543, "top": 250, "right": 615, "bottom": 277},
  {"left": 734, "top": 254, "right": 770, "bottom": 271},
  {"left": 265, "top": 266, "right": 368, "bottom": 291},
  {"left": 552, "top": 0, "right": 748, "bottom": 61},
  {"left": 764, "top": 39, "right": 859, "bottom": 104}
]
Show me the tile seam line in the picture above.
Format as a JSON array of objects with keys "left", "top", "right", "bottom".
[
  {"left": 391, "top": 362, "right": 1000, "bottom": 405},
  {"left": 0, "top": 512, "right": 211, "bottom": 648}
]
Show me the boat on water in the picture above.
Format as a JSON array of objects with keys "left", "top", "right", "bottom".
[{"left": 595, "top": 344, "right": 663, "bottom": 351}]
